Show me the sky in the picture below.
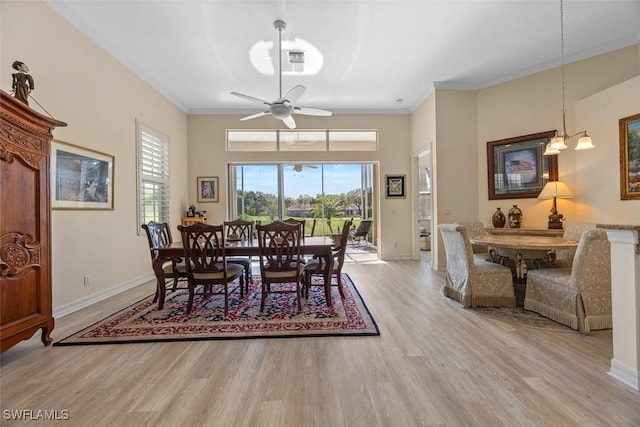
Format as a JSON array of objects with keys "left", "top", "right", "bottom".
[{"left": 236, "top": 164, "right": 368, "bottom": 198}]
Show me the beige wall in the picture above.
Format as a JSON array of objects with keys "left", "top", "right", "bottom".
[
  {"left": 575, "top": 74, "right": 640, "bottom": 223},
  {"left": 187, "top": 113, "right": 412, "bottom": 259},
  {"left": 1, "top": 1, "right": 189, "bottom": 313},
  {"left": 476, "top": 45, "right": 640, "bottom": 230}
]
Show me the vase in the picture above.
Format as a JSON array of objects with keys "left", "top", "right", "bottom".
[
  {"left": 508, "top": 205, "right": 523, "bottom": 228},
  {"left": 492, "top": 207, "right": 506, "bottom": 228}
]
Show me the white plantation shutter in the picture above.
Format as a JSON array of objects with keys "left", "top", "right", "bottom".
[{"left": 137, "top": 122, "right": 170, "bottom": 232}]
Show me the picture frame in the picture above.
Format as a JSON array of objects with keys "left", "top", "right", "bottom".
[
  {"left": 487, "top": 130, "right": 558, "bottom": 200},
  {"left": 197, "top": 176, "right": 219, "bottom": 203},
  {"left": 619, "top": 113, "right": 640, "bottom": 200},
  {"left": 385, "top": 174, "right": 406, "bottom": 198},
  {"left": 51, "top": 140, "right": 114, "bottom": 210}
]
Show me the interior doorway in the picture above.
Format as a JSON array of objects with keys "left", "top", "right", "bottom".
[{"left": 417, "top": 146, "right": 433, "bottom": 265}]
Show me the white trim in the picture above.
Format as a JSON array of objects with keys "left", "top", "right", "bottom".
[
  {"left": 54, "top": 274, "right": 154, "bottom": 318},
  {"left": 609, "top": 358, "right": 640, "bottom": 391}
]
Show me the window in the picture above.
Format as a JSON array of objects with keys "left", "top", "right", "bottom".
[
  {"left": 226, "top": 129, "right": 377, "bottom": 152},
  {"left": 137, "top": 121, "right": 170, "bottom": 233}
]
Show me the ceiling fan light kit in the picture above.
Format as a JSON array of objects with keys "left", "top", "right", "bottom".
[{"left": 231, "top": 20, "right": 332, "bottom": 129}]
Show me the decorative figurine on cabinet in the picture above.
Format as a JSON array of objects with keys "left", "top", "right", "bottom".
[{"left": 11, "top": 61, "right": 34, "bottom": 105}]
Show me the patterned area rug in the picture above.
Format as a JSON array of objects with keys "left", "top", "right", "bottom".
[{"left": 55, "top": 274, "right": 379, "bottom": 345}]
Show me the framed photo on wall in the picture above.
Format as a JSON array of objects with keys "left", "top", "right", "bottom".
[
  {"left": 385, "top": 174, "right": 406, "bottom": 198},
  {"left": 487, "top": 130, "right": 558, "bottom": 200},
  {"left": 619, "top": 113, "right": 640, "bottom": 200},
  {"left": 197, "top": 176, "right": 219, "bottom": 203},
  {"left": 51, "top": 140, "right": 114, "bottom": 210}
]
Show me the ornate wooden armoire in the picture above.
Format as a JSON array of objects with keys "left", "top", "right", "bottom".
[{"left": 1, "top": 90, "right": 66, "bottom": 352}]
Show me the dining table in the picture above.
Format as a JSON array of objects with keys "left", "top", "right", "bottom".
[
  {"left": 153, "top": 236, "right": 336, "bottom": 310},
  {"left": 470, "top": 234, "right": 579, "bottom": 280}
]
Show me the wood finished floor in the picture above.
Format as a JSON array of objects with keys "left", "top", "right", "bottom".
[{"left": 1, "top": 254, "right": 639, "bottom": 426}]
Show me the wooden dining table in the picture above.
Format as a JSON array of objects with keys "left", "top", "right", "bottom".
[{"left": 153, "top": 236, "right": 336, "bottom": 310}]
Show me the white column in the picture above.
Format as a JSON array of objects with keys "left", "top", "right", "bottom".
[{"left": 599, "top": 225, "right": 640, "bottom": 391}]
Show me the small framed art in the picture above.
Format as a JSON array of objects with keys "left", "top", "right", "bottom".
[
  {"left": 197, "top": 176, "right": 219, "bottom": 203},
  {"left": 385, "top": 174, "right": 406, "bottom": 198}
]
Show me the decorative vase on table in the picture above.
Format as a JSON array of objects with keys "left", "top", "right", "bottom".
[
  {"left": 492, "top": 208, "right": 506, "bottom": 228},
  {"left": 508, "top": 205, "right": 523, "bottom": 228}
]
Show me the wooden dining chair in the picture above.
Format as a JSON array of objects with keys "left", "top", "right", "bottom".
[
  {"left": 223, "top": 219, "right": 254, "bottom": 288},
  {"left": 284, "top": 217, "right": 308, "bottom": 264},
  {"left": 141, "top": 221, "right": 188, "bottom": 307},
  {"left": 303, "top": 219, "right": 352, "bottom": 305},
  {"left": 255, "top": 221, "right": 303, "bottom": 313},
  {"left": 178, "top": 223, "right": 245, "bottom": 314}
]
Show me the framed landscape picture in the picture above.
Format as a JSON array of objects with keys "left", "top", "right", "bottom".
[
  {"left": 51, "top": 140, "right": 114, "bottom": 210},
  {"left": 619, "top": 113, "right": 640, "bottom": 200},
  {"left": 385, "top": 174, "right": 406, "bottom": 198},
  {"left": 487, "top": 130, "right": 558, "bottom": 200},
  {"left": 197, "top": 176, "right": 219, "bottom": 203}
]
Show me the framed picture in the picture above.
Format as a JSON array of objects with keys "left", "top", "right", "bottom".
[
  {"left": 51, "top": 140, "right": 114, "bottom": 210},
  {"left": 487, "top": 130, "right": 558, "bottom": 200},
  {"left": 385, "top": 174, "right": 406, "bottom": 198},
  {"left": 197, "top": 176, "right": 219, "bottom": 203},
  {"left": 619, "top": 113, "right": 640, "bottom": 200}
]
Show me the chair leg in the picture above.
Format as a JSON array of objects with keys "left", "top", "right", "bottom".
[
  {"left": 187, "top": 283, "right": 196, "bottom": 314},
  {"left": 260, "top": 282, "right": 267, "bottom": 312},
  {"left": 336, "top": 273, "right": 345, "bottom": 298}
]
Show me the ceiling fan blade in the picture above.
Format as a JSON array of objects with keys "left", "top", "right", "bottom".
[
  {"left": 294, "top": 107, "right": 333, "bottom": 117},
  {"left": 284, "top": 85, "right": 305, "bottom": 103},
  {"left": 231, "top": 92, "right": 271, "bottom": 105},
  {"left": 282, "top": 115, "right": 296, "bottom": 129},
  {"left": 240, "top": 111, "right": 270, "bottom": 121}
]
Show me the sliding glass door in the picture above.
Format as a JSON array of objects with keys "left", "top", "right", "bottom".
[{"left": 229, "top": 163, "right": 375, "bottom": 242}]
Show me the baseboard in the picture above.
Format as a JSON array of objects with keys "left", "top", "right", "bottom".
[
  {"left": 53, "top": 274, "right": 154, "bottom": 318},
  {"left": 608, "top": 358, "right": 640, "bottom": 391}
]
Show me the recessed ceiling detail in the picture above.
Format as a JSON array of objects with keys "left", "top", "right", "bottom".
[{"left": 249, "top": 38, "right": 323, "bottom": 76}]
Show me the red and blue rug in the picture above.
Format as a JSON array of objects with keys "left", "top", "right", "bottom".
[{"left": 55, "top": 274, "right": 379, "bottom": 345}]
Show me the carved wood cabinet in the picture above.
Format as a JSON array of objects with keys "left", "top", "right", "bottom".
[{"left": 0, "top": 90, "right": 66, "bottom": 352}]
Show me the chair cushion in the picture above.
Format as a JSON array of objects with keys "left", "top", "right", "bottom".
[{"left": 192, "top": 263, "right": 244, "bottom": 280}]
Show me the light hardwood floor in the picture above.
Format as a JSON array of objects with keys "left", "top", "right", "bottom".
[{"left": 1, "top": 254, "right": 639, "bottom": 426}]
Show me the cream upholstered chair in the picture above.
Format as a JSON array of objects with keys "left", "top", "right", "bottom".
[
  {"left": 524, "top": 229, "right": 611, "bottom": 333},
  {"left": 457, "top": 221, "right": 490, "bottom": 258},
  {"left": 553, "top": 222, "right": 596, "bottom": 268},
  {"left": 438, "top": 224, "right": 515, "bottom": 308}
]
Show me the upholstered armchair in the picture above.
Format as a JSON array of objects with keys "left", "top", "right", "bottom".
[
  {"left": 524, "top": 229, "right": 611, "bottom": 333},
  {"left": 553, "top": 222, "right": 596, "bottom": 268},
  {"left": 438, "top": 224, "right": 515, "bottom": 308}
]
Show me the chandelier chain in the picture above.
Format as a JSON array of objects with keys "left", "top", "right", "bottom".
[{"left": 560, "top": 0, "right": 567, "bottom": 136}]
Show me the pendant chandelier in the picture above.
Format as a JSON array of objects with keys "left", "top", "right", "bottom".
[{"left": 543, "top": 0, "right": 595, "bottom": 156}]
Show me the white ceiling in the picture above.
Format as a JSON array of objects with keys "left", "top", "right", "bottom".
[{"left": 45, "top": 0, "right": 640, "bottom": 115}]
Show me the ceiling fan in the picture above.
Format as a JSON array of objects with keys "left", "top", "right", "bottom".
[
  {"left": 231, "top": 20, "right": 332, "bottom": 129},
  {"left": 293, "top": 164, "right": 318, "bottom": 172}
]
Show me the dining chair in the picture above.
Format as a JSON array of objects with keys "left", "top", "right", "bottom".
[
  {"left": 141, "top": 221, "right": 188, "bottom": 307},
  {"left": 284, "top": 217, "right": 307, "bottom": 264},
  {"left": 552, "top": 222, "right": 596, "bottom": 268},
  {"left": 223, "top": 219, "right": 254, "bottom": 288},
  {"left": 303, "top": 219, "right": 352, "bottom": 305},
  {"left": 524, "top": 229, "right": 611, "bottom": 333},
  {"left": 438, "top": 223, "right": 516, "bottom": 308},
  {"left": 178, "top": 223, "right": 245, "bottom": 314},
  {"left": 255, "top": 221, "right": 303, "bottom": 313}
]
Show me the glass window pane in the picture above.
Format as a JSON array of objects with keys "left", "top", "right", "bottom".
[
  {"left": 279, "top": 131, "right": 327, "bottom": 151},
  {"left": 227, "top": 130, "right": 277, "bottom": 151},
  {"left": 328, "top": 130, "right": 377, "bottom": 151}
]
